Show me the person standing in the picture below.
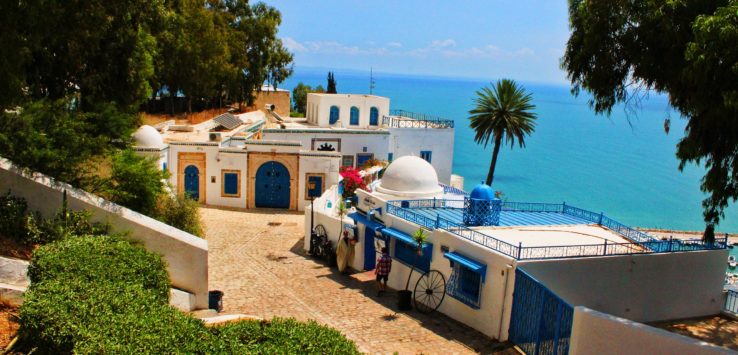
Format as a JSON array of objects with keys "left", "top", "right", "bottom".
[{"left": 375, "top": 247, "right": 392, "bottom": 296}]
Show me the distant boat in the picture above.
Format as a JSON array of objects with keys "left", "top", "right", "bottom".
[{"left": 729, "top": 255, "right": 737, "bottom": 268}]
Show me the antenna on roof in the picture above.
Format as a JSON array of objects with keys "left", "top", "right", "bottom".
[{"left": 369, "top": 67, "right": 376, "bottom": 94}]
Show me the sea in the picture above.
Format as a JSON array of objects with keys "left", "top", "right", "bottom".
[{"left": 282, "top": 67, "right": 738, "bottom": 233}]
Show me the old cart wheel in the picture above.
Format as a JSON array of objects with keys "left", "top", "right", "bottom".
[{"left": 413, "top": 270, "right": 446, "bottom": 313}]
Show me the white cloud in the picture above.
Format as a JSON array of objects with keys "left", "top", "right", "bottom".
[
  {"left": 387, "top": 41, "right": 403, "bottom": 48},
  {"left": 430, "top": 39, "right": 456, "bottom": 49},
  {"left": 283, "top": 37, "right": 306, "bottom": 53}
]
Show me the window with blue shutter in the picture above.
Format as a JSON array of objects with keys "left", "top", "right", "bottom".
[
  {"left": 370, "top": 107, "right": 379, "bottom": 125},
  {"left": 329, "top": 106, "right": 340, "bottom": 124},
  {"left": 221, "top": 170, "right": 240, "bottom": 197},
  {"left": 420, "top": 151, "right": 432, "bottom": 163},
  {"left": 350, "top": 106, "right": 359, "bottom": 125},
  {"left": 305, "top": 174, "right": 325, "bottom": 199}
]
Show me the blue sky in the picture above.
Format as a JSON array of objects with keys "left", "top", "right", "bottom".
[{"left": 263, "top": 0, "right": 572, "bottom": 84}]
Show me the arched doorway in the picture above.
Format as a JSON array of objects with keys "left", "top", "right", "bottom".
[
  {"left": 255, "top": 161, "right": 290, "bottom": 208},
  {"left": 184, "top": 165, "right": 200, "bottom": 201}
]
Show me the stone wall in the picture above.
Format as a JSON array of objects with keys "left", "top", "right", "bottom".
[{"left": 251, "top": 89, "right": 290, "bottom": 117}]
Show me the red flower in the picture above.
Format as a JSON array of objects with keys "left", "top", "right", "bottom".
[{"left": 339, "top": 167, "right": 367, "bottom": 198}]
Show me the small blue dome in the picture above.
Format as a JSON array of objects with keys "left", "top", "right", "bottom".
[{"left": 470, "top": 182, "right": 495, "bottom": 200}]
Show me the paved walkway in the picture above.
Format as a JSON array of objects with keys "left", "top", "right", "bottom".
[{"left": 202, "top": 206, "right": 515, "bottom": 354}]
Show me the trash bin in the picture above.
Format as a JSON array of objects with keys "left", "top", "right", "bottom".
[
  {"left": 397, "top": 290, "right": 412, "bottom": 311},
  {"left": 209, "top": 290, "right": 223, "bottom": 312}
]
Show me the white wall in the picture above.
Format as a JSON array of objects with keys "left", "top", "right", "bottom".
[
  {"left": 0, "top": 158, "right": 210, "bottom": 309},
  {"left": 389, "top": 127, "right": 455, "bottom": 183},
  {"left": 167, "top": 143, "right": 249, "bottom": 209},
  {"left": 263, "top": 130, "right": 390, "bottom": 167},
  {"left": 519, "top": 249, "right": 728, "bottom": 322},
  {"left": 298, "top": 153, "right": 341, "bottom": 211},
  {"left": 569, "top": 307, "right": 733, "bottom": 355},
  {"left": 306, "top": 93, "right": 390, "bottom": 128}
]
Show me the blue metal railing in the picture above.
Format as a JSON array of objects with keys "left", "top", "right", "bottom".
[
  {"left": 439, "top": 183, "right": 468, "bottom": 196},
  {"left": 509, "top": 268, "right": 573, "bottom": 355},
  {"left": 725, "top": 289, "right": 738, "bottom": 314},
  {"left": 382, "top": 110, "right": 455, "bottom": 129},
  {"left": 385, "top": 200, "right": 728, "bottom": 260}
]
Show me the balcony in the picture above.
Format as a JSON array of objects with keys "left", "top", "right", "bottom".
[{"left": 382, "top": 109, "right": 454, "bottom": 129}]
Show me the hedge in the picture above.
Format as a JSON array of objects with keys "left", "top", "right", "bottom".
[
  {"left": 27, "top": 235, "right": 169, "bottom": 302},
  {"left": 18, "top": 235, "right": 359, "bottom": 354}
]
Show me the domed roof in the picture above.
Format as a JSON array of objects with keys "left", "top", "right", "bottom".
[
  {"left": 470, "top": 182, "right": 496, "bottom": 200},
  {"left": 132, "top": 125, "right": 164, "bottom": 148},
  {"left": 375, "top": 156, "right": 443, "bottom": 197}
]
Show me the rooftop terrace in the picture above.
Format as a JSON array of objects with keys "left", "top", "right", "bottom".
[{"left": 386, "top": 199, "right": 727, "bottom": 260}]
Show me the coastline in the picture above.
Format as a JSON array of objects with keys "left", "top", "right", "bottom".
[{"left": 638, "top": 227, "right": 738, "bottom": 245}]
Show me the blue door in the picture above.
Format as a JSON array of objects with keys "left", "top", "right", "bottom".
[
  {"left": 364, "top": 227, "right": 376, "bottom": 270},
  {"left": 255, "top": 161, "right": 290, "bottom": 208},
  {"left": 184, "top": 165, "right": 200, "bottom": 201}
]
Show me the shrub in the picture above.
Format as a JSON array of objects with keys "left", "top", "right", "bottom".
[
  {"left": 0, "top": 191, "right": 29, "bottom": 241},
  {"left": 155, "top": 193, "right": 204, "bottom": 237},
  {"left": 27, "top": 235, "right": 169, "bottom": 302},
  {"left": 101, "top": 149, "right": 168, "bottom": 216},
  {"left": 26, "top": 208, "right": 109, "bottom": 245},
  {"left": 19, "top": 280, "right": 210, "bottom": 354},
  {"left": 212, "top": 318, "right": 360, "bottom": 354}
]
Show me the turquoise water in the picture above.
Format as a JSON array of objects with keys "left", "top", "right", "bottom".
[{"left": 283, "top": 68, "right": 738, "bottom": 232}]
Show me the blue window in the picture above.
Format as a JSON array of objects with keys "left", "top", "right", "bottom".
[
  {"left": 350, "top": 106, "right": 360, "bottom": 125},
  {"left": 306, "top": 174, "right": 324, "bottom": 199},
  {"left": 387, "top": 153, "right": 393, "bottom": 162},
  {"left": 341, "top": 155, "right": 354, "bottom": 168},
  {"left": 444, "top": 252, "right": 486, "bottom": 308},
  {"left": 420, "top": 151, "right": 432, "bottom": 163},
  {"left": 222, "top": 170, "right": 240, "bottom": 197},
  {"left": 356, "top": 153, "right": 373, "bottom": 168},
  {"left": 394, "top": 239, "right": 433, "bottom": 273},
  {"left": 370, "top": 107, "right": 379, "bottom": 125},
  {"left": 162, "top": 162, "right": 167, "bottom": 172},
  {"left": 329, "top": 106, "right": 340, "bottom": 124}
]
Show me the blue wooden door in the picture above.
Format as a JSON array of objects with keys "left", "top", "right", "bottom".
[
  {"left": 363, "top": 226, "right": 376, "bottom": 270},
  {"left": 184, "top": 165, "right": 200, "bottom": 201},
  {"left": 255, "top": 161, "right": 290, "bottom": 208}
]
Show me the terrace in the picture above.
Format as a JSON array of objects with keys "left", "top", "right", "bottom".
[
  {"left": 386, "top": 199, "right": 727, "bottom": 260},
  {"left": 382, "top": 109, "right": 455, "bottom": 129}
]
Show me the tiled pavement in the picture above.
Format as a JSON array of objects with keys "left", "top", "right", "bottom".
[{"left": 202, "top": 206, "right": 517, "bottom": 354}]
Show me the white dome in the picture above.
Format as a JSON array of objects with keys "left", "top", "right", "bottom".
[
  {"left": 376, "top": 156, "right": 443, "bottom": 197},
  {"left": 133, "top": 125, "right": 164, "bottom": 148}
]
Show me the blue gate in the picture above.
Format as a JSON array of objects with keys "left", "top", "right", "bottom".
[
  {"left": 509, "top": 268, "right": 573, "bottom": 355},
  {"left": 255, "top": 161, "right": 290, "bottom": 208},
  {"left": 184, "top": 165, "right": 200, "bottom": 201}
]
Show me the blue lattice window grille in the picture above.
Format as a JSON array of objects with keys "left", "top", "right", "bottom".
[
  {"left": 444, "top": 252, "right": 486, "bottom": 308},
  {"left": 221, "top": 170, "right": 240, "bottom": 197},
  {"left": 329, "top": 106, "right": 340, "bottom": 124},
  {"left": 350, "top": 106, "right": 360, "bottom": 125},
  {"left": 420, "top": 151, "right": 432, "bottom": 163},
  {"left": 462, "top": 197, "right": 502, "bottom": 226},
  {"left": 370, "top": 107, "right": 379, "bottom": 125}
]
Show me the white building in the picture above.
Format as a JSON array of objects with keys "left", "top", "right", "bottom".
[
  {"left": 304, "top": 156, "right": 730, "bottom": 354},
  {"left": 263, "top": 93, "right": 457, "bottom": 184},
  {"left": 133, "top": 111, "right": 340, "bottom": 211}
]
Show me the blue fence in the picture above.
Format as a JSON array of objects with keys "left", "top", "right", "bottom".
[
  {"left": 385, "top": 200, "right": 727, "bottom": 260},
  {"left": 382, "top": 110, "right": 455, "bottom": 129},
  {"left": 439, "top": 183, "right": 468, "bottom": 196},
  {"left": 509, "top": 268, "right": 573, "bottom": 355},
  {"left": 726, "top": 290, "right": 738, "bottom": 314}
]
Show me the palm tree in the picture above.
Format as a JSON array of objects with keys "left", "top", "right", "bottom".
[{"left": 469, "top": 79, "right": 537, "bottom": 186}]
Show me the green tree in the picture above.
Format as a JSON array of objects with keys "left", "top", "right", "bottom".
[
  {"left": 327, "top": 72, "right": 337, "bottom": 94},
  {"left": 561, "top": 0, "right": 738, "bottom": 230},
  {"left": 100, "top": 149, "right": 168, "bottom": 216},
  {"left": 468, "top": 79, "right": 537, "bottom": 186},
  {"left": 291, "top": 83, "right": 325, "bottom": 114}
]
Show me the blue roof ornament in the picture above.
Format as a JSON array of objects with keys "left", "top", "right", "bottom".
[{"left": 470, "top": 182, "right": 496, "bottom": 200}]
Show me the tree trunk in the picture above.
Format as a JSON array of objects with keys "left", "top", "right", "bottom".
[{"left": 486, "top": 134, "right": 503, "bottom": 186}]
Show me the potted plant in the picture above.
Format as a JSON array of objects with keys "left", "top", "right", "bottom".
[{"left": 398, "top": 228, "right": 428, "bottom": 310}]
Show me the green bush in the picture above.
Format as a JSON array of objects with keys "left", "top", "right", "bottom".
[
  {"left": 212, "top": 318, "right": 361, "bottom": 354},
  {"left": 0, "top": 190, "right": 29, "bottom": 241},
  {"left": 156, "top": 192, "right": 204, "bottom": 237},
  {"left": 19, "top": 280, "right": 210, "bottom": 354},
  {"left": 26, "top": 208, "right": 109, "bottom": 245},
  {"left": 27, "top": 235, "right": 169, "bottom": 302},
  {"left": 101, "top": 149, "right": 168, "bottom": 216}
]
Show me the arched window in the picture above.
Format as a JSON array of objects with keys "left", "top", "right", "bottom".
[
  {"left": 369, "top": 107, "right": 379, "bottom": 125},
  {"left": 329, "top": 106, "right": 339, "bottom": 124},
  {"left": 350, "top": 106, "right": 360, "bottom": 125}
]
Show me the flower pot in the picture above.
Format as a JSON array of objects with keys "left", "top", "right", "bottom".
[{"left": 397, "top": 290, "right": 412, "bottom": 310}]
